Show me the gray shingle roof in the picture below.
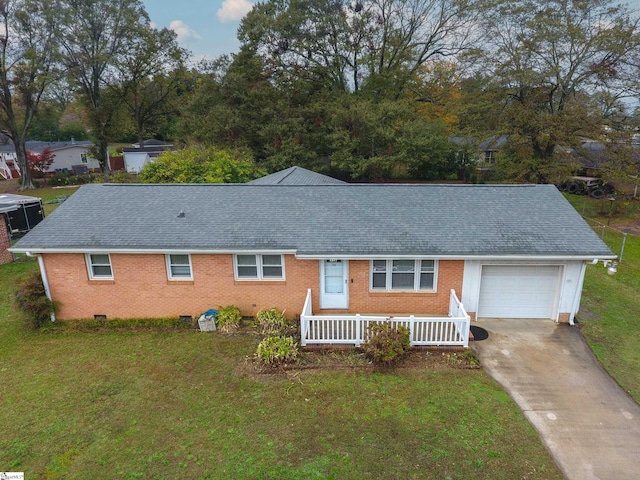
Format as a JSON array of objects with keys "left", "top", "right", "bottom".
[
  {"left": 248, "top": 166, "right": 346, "bottom": 185},
  {"left": 0, "top": 140, "right": 93, "bottom": 154},
  {"left": 12, "top": 183, "right": 614, "bottom": 258}
]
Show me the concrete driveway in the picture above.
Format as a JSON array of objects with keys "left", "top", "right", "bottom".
[{"left": 470, "top": 319, "right": 640, "bottom": 480}]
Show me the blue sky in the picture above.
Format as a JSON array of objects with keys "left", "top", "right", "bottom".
[
  {"left": 143, "top": 0, "right": 640, "bottom": 63},
  {"left": 142, "top": 0, "right": 254, "bottom": 61}
]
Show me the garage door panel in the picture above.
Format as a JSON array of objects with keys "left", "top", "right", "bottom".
[{"left": 478, "top": 265, "right": 560, "bottom": 319}]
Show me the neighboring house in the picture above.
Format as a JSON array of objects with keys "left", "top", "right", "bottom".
[
  {"left": 11, "top": 173, "right": 614, "bottom": 347},
  {"left": 476, "top": 136, "right": 508, "bottom": 168},
  {"left": 0, "top": 140, "right": 98, "bottom": 174},
  {"left": 248, "top": 166, "right": 346, "bottom": 185},
  {"left": 0, "top": 155, "right": 19, "bottom": 180},
  {"left": 123, "top": 140, "right": 174, "bottom": 174},
  {"left": 450, "top": 136, "right": 508, "bottom": 170}
]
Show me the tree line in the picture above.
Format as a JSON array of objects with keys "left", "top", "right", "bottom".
[{"left": 3, "top": 0, "right": 640, "bottom": 189}]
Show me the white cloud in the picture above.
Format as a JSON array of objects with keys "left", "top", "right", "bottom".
[
  {"left": 217, "top": 0, "right": 254, "bottom": 23},
  {"left": 169, "top": 20, "right": 202, "bottom": 42}
]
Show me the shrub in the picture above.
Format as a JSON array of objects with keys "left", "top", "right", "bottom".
[
  {"left": 139, "top": 146, "right": 262, "bottom": 183},
  {"left": 256, "top": 307, "right": 289, "bottom": 335},
  {"left": 216, "top": 305, "right": 242, "bottom": 332},
  {"left": 47, "top": 172, "right": 72, "bottom": 186},
  {"left": 14, "top": 272, "right": 54, "bottom": 329},
  {"left": 256, "top": 336, "right": 299, "bottom": 365},
  {"left": 362, "top": 323, "right": 411, "bottom": 364}
]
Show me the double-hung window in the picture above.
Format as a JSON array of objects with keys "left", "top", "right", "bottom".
[
  {"left": 166, "top": 254, "right": 192, "bottom": 280},
  {"left": 371, "top": 259, "right": 436, "bottom": 291},
  {"left": 235, "top": 254, "right": 284, "bottom": 280},
  {"left": 86, "top": 253, "right": 113, "bottom": 279}
]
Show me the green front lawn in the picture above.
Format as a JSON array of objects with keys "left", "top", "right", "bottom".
[
  {"left": 0, "top": 259, "right": 560, "bottom": 479},
  {"left": 563, "top": 193, "right": 640, "bottom": 401},
  {"left": 579, "top": 228, "right": 640, "bottom": 400}
]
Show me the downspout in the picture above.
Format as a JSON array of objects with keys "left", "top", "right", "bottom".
[
  {"left": 568, "top": 261, "right": 587, "bottom": 326},
  {"left": 36, "top": 254, "right": 56, "bottom": 322}
]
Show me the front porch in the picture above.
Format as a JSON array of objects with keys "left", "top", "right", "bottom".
[{"left": 300, "top": 289, "right": 471, "bottom": 348}]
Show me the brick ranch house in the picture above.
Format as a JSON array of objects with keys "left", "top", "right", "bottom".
[{"left": 11, "top": 169, "right": 614, "bottom": 347}]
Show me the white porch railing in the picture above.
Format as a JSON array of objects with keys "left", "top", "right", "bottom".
[
  {"left": 300, "top": 289, "right": 470, "bottom": 348},
  {"left": 0, "top": 157, "right": 15, "bottom": 180}
]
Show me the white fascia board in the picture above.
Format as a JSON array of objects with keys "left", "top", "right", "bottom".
[
  {"left": 9, "top": 248, "right": 617, "bottom": 262},
  {"left": 294, "top": 253, "right": 618, "bottom": 261},
  {"left": 9, "top": 247, "right": 298, "bottom": 255}
]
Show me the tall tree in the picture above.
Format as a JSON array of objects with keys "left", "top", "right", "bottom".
[
  {"left": 0, "top": 0, "right": 59, "bottom": 189},
  {"left": 472, "top": 0, "right": 640, "bottom": 182},
  {"left": 118, "top": 26, "right": 187, "bottom": 146},
  {"left": 58, "top": 0, "right": 150, "bottom": 175},
  {"left": 238, "top": 0, "right": 484, "bottom": 96}
]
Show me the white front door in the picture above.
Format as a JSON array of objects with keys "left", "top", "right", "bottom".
[{"left": 320, "top": 260, "right": 349, "bottom": 309}]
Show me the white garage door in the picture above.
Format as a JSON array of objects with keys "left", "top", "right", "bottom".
[{"left": 478, "top": 265, "right": 561, "bottom": 319}]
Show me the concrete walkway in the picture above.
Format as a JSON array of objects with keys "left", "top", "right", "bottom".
[{"left": 469, "top": 319, "right": 640, "bottom": 480}]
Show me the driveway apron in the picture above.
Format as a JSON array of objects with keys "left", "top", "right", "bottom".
[{"left": 470, "top": 319, "right": 640, "bottom": 480}]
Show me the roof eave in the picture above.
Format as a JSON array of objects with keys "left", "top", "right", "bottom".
[{"left": 9, "top": 246, "right": 616, "bottom": 261}]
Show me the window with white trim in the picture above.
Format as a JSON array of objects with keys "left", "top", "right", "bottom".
[
  {"left": 166, "top": 254, "right": 192, "bottom": 280},
  {"left": 371, "top": 259, "right": 436, "bottom": 291},
  {"left": 86, "top": 253, "right": 113, "bottom": 279},
  {"left": 235, "top": 254, "right": 284, "bottom": 280},
  {"left": 484, "top": 151, "right": 496, "bottom": 164}
]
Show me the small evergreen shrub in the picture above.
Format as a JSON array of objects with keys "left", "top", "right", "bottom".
[
  {"left": 256, "top": 336, "right": 299, "bottom": 366},
  {"left": 362, "top": 323, "right": 411, "bottom": 364},
  {"left": 256, "top": 307, "right": 289, "bottom": 335},
  {"left": 14, "top": 272, "right": 53, "bottom": 329},
  {"left": 216, "top": 305, "right": 242, "bottom": 332}
]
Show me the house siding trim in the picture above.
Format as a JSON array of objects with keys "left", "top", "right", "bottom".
[
  {"left": 11, "top": 247, "right": 299, "bottom": 255},
  {"left": 294, "top": 253, "right": 616, "bottom": 261}
]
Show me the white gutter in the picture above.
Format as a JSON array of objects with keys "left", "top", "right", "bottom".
[
  {"left": 9, "top": 247, "right": 299, "bottom": 255},
  {"left": 9, "top": 247, "right": 617, "bottom": 262},
  {"left": 36, "top": 254, "right": 56, "bottom": 322},
  {"left": 294, "top": 254, "right": 618, "bottom": 261},
  {"left": 568, "top": 261, "right": 588, "bottom": 326}
]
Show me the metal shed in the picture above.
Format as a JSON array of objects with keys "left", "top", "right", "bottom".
[{"left": 0, "top": 193, "right": 45, "bottom": 235}]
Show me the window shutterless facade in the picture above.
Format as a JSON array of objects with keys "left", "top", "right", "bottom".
[
  {"left": 166, "top": 254, "right": 192, "bottom": 280},
  {"left": 86, "top": 253, "right": 113, "bottom": 279},
  {"left": 371, "top": 259, "right": 436, "bottom": 291},
  {"left": 234, "top": 254, "right": 284, "bottom": 280}
]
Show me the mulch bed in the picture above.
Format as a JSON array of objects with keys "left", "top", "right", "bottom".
[{"left": 241, "top": 348, "right": 481, "bottom": 377}]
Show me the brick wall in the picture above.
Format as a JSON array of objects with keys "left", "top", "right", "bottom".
[
  {"left": 42, "top": 254, "right": 464, "bottom": 320},
  {"left": 0, "top": 215, "right": 13, "bottom": 265},
  {"left": 44, "top": 253, "right": 319, "bottom": 319},
  {"left": 320, "top": 260, "right": 464, "bottom": 315}
]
